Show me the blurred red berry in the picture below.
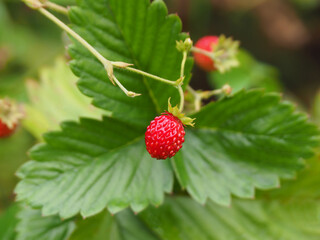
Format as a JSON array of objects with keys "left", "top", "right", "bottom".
[
  {"left": 193, "top": 35, "right": 219, "bottom": 71},
  {"left": 0, "top": 118, "right": 17, "bottom": 138}
]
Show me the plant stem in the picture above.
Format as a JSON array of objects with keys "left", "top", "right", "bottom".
[
  {"left": 125, "top": 67, "right": 176, "bottom": 86},
  {"left": 186, "top": 85, "right": 201, "bottom": 111},
  {"left": 113, "top": 76, "right": 141, "bottom": 97},
  {"left": 44, "top": 1, "right": 68, "bottom": 15},
  {"left": 177, "top": 50, "right": 188, "bottom": 112},
  {"left": 178, "top": 85, "right": 184, "bottom": 112},
  {"left": 38, "top": 7, "right": 111, "bottom": 67},
  {"left": 201, "top": 88, "right": 226, "bottom": 99},
  {"left": 33, "top": 3, "right": 181, "bottom": 97},
  {"left": 191, "top": 46, "right": 216, "bottom": 59},
  {"left": 180, "top": 51, "right": 187, "bottom": 78}
]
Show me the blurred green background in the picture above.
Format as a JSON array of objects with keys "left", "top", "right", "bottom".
[{"left": 1, "top": 0, "right": 320, "bottom": 219}]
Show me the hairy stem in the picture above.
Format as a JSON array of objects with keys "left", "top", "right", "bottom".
[
  {"left": 178, "top": 86, "right": 184, "bottom": 112},
  {"left": 125, "top": 67, "right": 176, "bottom": 86},
  {"left": 44, "top": 1, "right": 68, "bottom": 15},
  {"left": 191, "top": 46, "right": 216, "bottom": 59},
  {"left": 176, "top": 50, "right": 189, "bottom": 112},
  {"left": 180, "top": 51, "right": 187, "bottom": 78},
  {"left": 38, "top": 7, "right": 111, "bottom": 67},
  {"left": 113, "top": 76, "right": 141, "bottom": 97}
]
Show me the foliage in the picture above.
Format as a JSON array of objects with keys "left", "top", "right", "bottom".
[
  {"left": 16, "top": 206, "right": 75, "bottom": 240},
  {"left": 23, "top": 58, "right": 107, "bottom": 140},
  {"left": 0, "top": 204, "right": 19, "bottom": 240},
  {"left": 1, "top": 0, "right": 320, "bottom": 239},
  {"left": 68, "top": 0, "right": 193, "bottom": 127}
]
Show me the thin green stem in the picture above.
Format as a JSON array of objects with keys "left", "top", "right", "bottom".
[
  {"left": 191, "top": 46, "right": 216, "bottom": 60},
  {"left": 38, "top": 7, "right": 110, "bottom": 66},
  {"left": 187, "top": 85, "right": 201, "bottom": 111},
  {"left": 178, "top": 86, "right": 184, "bottom": 112},
  {"left": 113, "top": 76, "right": 141, "bottom": 97},
  {"left": 38, "top": 7, "right": 142, "bottom": 96},
  {"left": 186, "top": 85, "right": 197, "bottom": 95},
  {"left": 180, "top": 51, "right": 187, "bottom": 78},
  {"left": 124, "top": 67, "right": 176, "bottom": 86},
  {"left": 44, "top": 1, "right": 68, "bottom": 15},
  {"left": 176, "top": 50, "right": 189, "bottom": 112},
  {"left": 201, "top": 89, "right": 224, "bottom": 98}
]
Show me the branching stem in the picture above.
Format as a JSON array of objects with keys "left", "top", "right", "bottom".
[
  {"left": 187, "top": 84, "right": 232, "bottom": 112},
  {"left": 125, "top": 67, "right": 176, "bottom": 86},
  {"left": 36, "top": 6, "right": 179, "bottom": 97},
  {"left": 25, "top": 0, "right": 190, "bottom": 100}
]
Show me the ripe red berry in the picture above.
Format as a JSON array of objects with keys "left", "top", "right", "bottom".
[
  {"left": 145, "top": 112, "right": 185, "bottom": 160},
  {"left": 193, "top": 35, "right": 219, "bottom": 71},
  {"left": 0, "top": 118, "right": 17, "bottom": 138}
]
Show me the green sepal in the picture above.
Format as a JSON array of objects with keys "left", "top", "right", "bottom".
[
  {"left": 0, "top": 98, "right": 24, "bottom": 129},
  {"left": 212, "top": 35, "right": 240, "bottom": 73},
  {"left": 176, "top": 38, "right": 193, "bottom": 52},
  {"left": 168, "top": 98, "right": 195, "bottom": 126}
]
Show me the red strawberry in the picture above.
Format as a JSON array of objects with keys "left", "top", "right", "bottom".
[
  {"left": 193, "top": 36, "right": 219, "bottom": 71},
  {"left": 145, "top": 112, "right": 185, "bottom": 160},
  {"left": 0, "top": 119, "right": 17, "bottom": 138}
]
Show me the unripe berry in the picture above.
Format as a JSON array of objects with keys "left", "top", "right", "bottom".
[
  {"left": 145, "top": 112, "right": 185, "bottom": 160},
  {"left": 193, "top": 36, "right": 219, "bottom": 71}
]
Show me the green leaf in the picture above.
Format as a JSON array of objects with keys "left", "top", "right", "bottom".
[
  {"left": 173, "top": 90, "right": 319, "bottom": 206},
  {"left": 68, "top": 0, "right": 193, "bottom": 127},
  {"left": 0, "top": 204, "right": 19, "bottom": 240},
  {"left": 15, "top": 117, "right": 173, "bottom": 218},
  {"left": 261, "top": 154, "right": 320, "bottom": 200},
  {"left": 23, "top": 57, "right": 107, "bottom": 140},
  {"left": 69, "top": 210, "right": 159, "bottom": 240},
  {"left": 16, "top": 206, "right": 75, "bottom": 240},
  {"left": 16, "top": 89, "right": 318, "bottom": 217},
  {"left": 210, "top": 50, "right": 282, "bottom": 92},
  {"left": 140, "top": 196, "right": 320, "bottom": 240}
]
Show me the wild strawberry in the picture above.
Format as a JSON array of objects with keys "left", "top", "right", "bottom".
[
  {"left": 0, "top": 98, "right": 24, "bottom": 138},
  {"left": 193, "top": 35, "right": 240, "bottom": 73},
  {"left": 145, "top": 100, "right": 195, "bottom": 160},
  {"left": 193, "top": 36, "right": 219, "bottom": 71},
  {"left": 0, "top": 119, "right": 17, "bottom": 137},
  {"left": 145, "top": 112, "right": 185, "bottom": 159}
]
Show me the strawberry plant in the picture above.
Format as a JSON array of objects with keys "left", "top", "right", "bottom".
[{"left": 1, "top": 0, "right": 320, "bottom": 239}]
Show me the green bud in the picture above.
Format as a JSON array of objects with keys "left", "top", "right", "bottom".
[{"left": 176, "top": 38, "right": 193, "bottom": 52}]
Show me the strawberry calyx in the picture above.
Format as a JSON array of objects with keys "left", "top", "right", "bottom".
[
  {"left": 167, "top": 98, "right": 195, "bottom": 127},
  {"left": 176, "top": 38, "right": 193, "bottom": 52},
  {"left": 211, "top": 35, "right": 240, "bottom": 73},
  {"left": 0, "top": 98, "right": 24, "bottom": 129}
]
